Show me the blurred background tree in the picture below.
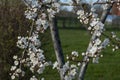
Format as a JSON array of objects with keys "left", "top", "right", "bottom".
[{"left": 0, "top": 0, "right": 31, "bottom": 79}]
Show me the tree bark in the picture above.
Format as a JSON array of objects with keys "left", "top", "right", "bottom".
[{"left": 49, "top": 16, "right": 65, "bottom": 80}]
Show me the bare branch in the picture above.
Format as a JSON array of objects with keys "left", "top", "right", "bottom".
[{"left": 49, "top": 16, "right": 65, "bottom": 80}]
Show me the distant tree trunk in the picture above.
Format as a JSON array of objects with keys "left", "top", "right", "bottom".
[
  {"left": 69, "top": 18, "right": 72, "bottom": 27},
  {"left": 62, "top": 18, "right": 66, "bottom": 28},
  {"left": 49, "top": 16, "right": 65, "bottom": 80}
]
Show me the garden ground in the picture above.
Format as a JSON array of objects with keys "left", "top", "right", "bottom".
[{"left": 40, "top": 28, "right": 120, "bottom": 80}]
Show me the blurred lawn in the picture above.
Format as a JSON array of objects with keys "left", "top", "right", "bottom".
[{"left": 41, "top": 28, "right": 120, "bottom": 80}]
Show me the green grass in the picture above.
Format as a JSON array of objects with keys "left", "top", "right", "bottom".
[
  {"left": 59, "top": 29, "right": 90, "bottom": 55},
  {"left": 41, "top": 28, "right": 120, "bottom": 80}
]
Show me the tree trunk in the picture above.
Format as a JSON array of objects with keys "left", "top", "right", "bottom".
[
  {"left": 49, "top": 16, "right": 65, "bottom": 80},
  {"left": 62, "top": 18, "right": 66, "bottom": 28}
]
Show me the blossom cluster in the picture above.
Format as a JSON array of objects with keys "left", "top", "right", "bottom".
[
  {"left": 10, "top": 55, "right": 25, "bottom": 79},
  {"left": 62, "top": 62, "right": 78, "bottom": 80},
  {"left": 53, "top": 61, "right": 78, "bottom": 80},
  {"left": 76, "top": 3, "right": 111, "bottom": 63},
  {"left": 111, "top": 32, "right": 120, "bottom": 51},
  {"left": 77, "top": 10, "right": 90, "bottom": 25},
  {"left": 53, "top": 51, "right": 81, "bottom": 80},
  {"left": 76, "top": 0, "right": 120, "bottom": 63},
  {"left": 10, "top": 26, "right": 47, "bottom": 80},
  {"left": 66, "top": 51, "right": 79, "bottom": 60},
  {"left": 10, "top": 0, "right": 60, "bottom": 80},
  {"left": 24, "top": 0, "right": 60, "bottom": 32},
  {"left": 52, "top": 50, "right": 80, "bottom": 80}
]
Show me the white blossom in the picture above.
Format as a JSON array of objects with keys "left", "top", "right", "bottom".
[
  {"left": 112, "top": 48, "right": 115, "bottom": 52},
  {"left": 95, "top": 38, "right": 101, "bottom": 45},
  {"left": 17, "top": 37, "right": 28, "bottom": 49},
  {"left": 77, "top": 62, "right": 81, "bottom": 66},
  {"left": 90, "top": 20, "right": 99, "bottom": 27},
  {"left": 30, "top": 76, "right": 38, "bottom": 80},
  {"left": 11, "top": 75, "right": 15, "bottom": 80},
  {"left": 41, "top": 78, "right": 44, "bottom": 80},
  {"left": 77, "top": 10, "right": 84, "bottom": 15},
  {"left": 14, "top": 60, "right": 19, "bottom": 66},
  {"left": 82, "top": 52, "right": 85, "bottom": 56},
  {"left": 25, "top": 8, "right": 37, "bottom": 20},
  {"left": 47, "top": 8, "right": 56, "bottom": 18},
  {"left": 53, "top": 61, "right": 59, "bottom": 69},
  {"left": 62, "top": 62, "right": 78, "bottom": 80},
  {"left": 16, "top": 68, "right": 22, "bottom": 73},
  {"left": 94, "top": 22, "right": 104, "bottom": 30},
  {"left": 88, "top": 26, "right": 92, "bottom": 30},
  {"left": 13, "top": 55, "right": 18, "bottom": 60},
  {"left": 69, "top": 68, "right": 77, "bottom": 76},
  {"left": 11, "top": 66, "right": 16, "bottom": 71},
  {"left": 96, "top": 31, "right": 101, "bottom": 36},
  {"left": 89, "top": 46, "right": 97, "bottom": 56},
  {"left": 71, "top": 51, "right": 79, "bottom": 57}
]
